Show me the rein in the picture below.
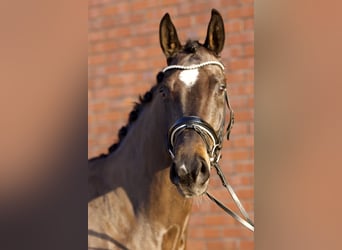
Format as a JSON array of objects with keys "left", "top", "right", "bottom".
[{"left": 164, "top": 61, "right": 255, "bottom": 232}]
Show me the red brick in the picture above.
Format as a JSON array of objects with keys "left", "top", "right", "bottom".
[
  {"left": 235, "top": 110, "right": 254, "bottom": 122},
  {"left": 227, "top": 46, "right": 244, "bottom": 57},
  {"left": 204, "top": 213, "right": 236, "bottom": 226},
  {"left": 89, "top": 100, "right": 109, "bottom": 112},
  {"left": 227, "top": 6, "right": 254, "bottom": 19},
  {"left": 240, "top": 239, "right": 254, "bottom": 250},
  {"left": 227, "top": 32, "right": 254, "bottom": 45},
  {"left": 93, "top": 87, "right": 122, "bottom": 99},
  {"left": 130, "top": 1, "right": 155, "bottom": 11},
  {"left": 88, "top": 0, "right": 111, "bottom": 6},
  {"left": 231, "top": 95, "right": 253, "bottom": 109},
  {"left": 194, "top": 13, "right": 213, "bottom": 25},
  {"left": 98, "top": 18, "right": 116, "bottom": 29},
  {"left": 230, "top": 83, "right": 254, "bottom": 95},
  {"left": 249, "top": 122, "right": 254, "bottom": 134},
  {"left": 235, "top": 162, "right": 254, "bottom": 173},
  {"left": 207, "top": 240, "right": 238, "bottom": 249},
  {"left": 88, "top": 31, "right": 106, "bottom": 42},
  {"left": 225, "top": 148, "right": 252, "bottom": 161},
  {"left": 231, "top": 135, "right": 254, "bottom": 148},
  {"left": 245, "top": 71, "right": 254, "bottom": 82},
  {"left": 162, "top": 0, "right": 180, "bottom": 5},
  {"left": 106, "top": 27, "right": 131, "bottom": 39},
  {"left": 244, "top": 18, "right": 254, "bottom": 31},
  {"left": 230, "top": 174, "right": 254, "bottom": 186},
  {"left": 186, "top": 239, "right": 206, "bottom": 250},
  {"left": 175, "top": 16, "right": 192, "bottom": 28},
  {"left": 228, "top": 58, "right": 254, "bottom": 70},
  {"left": 88, "top": 7, "right": 100, "bottom": 19},
  {"left": 235, "top": 187, "right": 254, "bottom": 199},
  {"left": 243, "top": 44, "right": 254, "bottom": 57},
  {"left": 88, "top": 54, "right": 106, "bottom": 65},
  {"left": 88, "top": 78, "right": 107, "bottom": 89},
  {"left": 91, "top": 40, "right": 119, "bottom": 53},
  {"left": 178, "top": 2, "right": 217, "bottom": 16},
  {"left": 222, "top": 227, "right": 244, "bottom": 238},
  {"left": 203, "top": 227, "right": 223, "bottom": 239},
  {"left": 188, "top": 226, "right": 204, "bottom": 239},
  {"left": 227, "top": 72, "right": 245, "bottom": 83},
  {"left": 227, "top": 122, "right": 249, "bottom": 135},
  {"left": 226, "top": 20, "right": 244, "bottom": 33},
  {"left": 102, "top": 6, "right": 119, "bottom": 16}
]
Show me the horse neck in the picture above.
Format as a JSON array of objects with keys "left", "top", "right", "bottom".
[
  {"left": 102, "top": 94, "right": 193, "bottom": 226},
  {"left": 117, "top": 95, "right": 170, "bottom": 172}
]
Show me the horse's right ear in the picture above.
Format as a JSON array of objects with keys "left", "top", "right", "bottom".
[{"left": 159, "top": 13, "right": 181, "bottom": 59}]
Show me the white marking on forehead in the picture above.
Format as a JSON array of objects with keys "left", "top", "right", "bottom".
[{"left": 178, "top": 69, "right": 199, "bottom": 87}]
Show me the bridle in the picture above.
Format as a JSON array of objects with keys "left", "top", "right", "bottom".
[
  {"left": 168, "top": 116, "right": 222, "bottom": 163},
  {"left": 162, "top": 61, "right": 255, "bottom": 232}
]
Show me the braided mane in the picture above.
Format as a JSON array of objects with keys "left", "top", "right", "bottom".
[{"left": 89, "top": 82, "right": 158, "bottom": 162}]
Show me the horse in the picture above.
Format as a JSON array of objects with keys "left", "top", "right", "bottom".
[{"left": 89, "top": 9, "right": 231, "bottom": 249}]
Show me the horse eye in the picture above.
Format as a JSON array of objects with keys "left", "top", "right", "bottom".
[{"left": 219, "top": 84, "right": 226, "bottom": 91}]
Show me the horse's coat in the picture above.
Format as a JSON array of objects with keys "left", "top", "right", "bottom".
[{"left": 89, "top": 9, "right": 227, "bottom": 249}]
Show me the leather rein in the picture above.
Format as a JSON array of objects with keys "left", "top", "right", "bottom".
[{"left": 163, "top": 61, "right": 255, "bottom": 232}]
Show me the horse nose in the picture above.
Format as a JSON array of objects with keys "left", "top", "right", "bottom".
[{"left": 171, "top": 157, "right": 210, "bottom": 186}]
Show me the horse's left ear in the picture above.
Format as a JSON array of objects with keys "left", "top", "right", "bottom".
[{"left": 204, "top": 9, "right": 225, "bottom": 55}]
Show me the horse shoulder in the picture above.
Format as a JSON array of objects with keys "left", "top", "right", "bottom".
[{"left": 88, "top": 187, "right": 136, "bottom": 249}]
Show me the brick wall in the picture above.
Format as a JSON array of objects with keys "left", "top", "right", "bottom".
[{"left": 88, "top": 0, "right": 254, "bottom": 249}]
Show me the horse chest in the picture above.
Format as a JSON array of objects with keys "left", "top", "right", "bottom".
[{"left": 129, "top": 221, "right": 186, "bottom": 250}]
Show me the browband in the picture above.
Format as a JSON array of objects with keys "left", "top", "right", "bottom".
[{"left": 162, "top": 61, "right": 225, "bottom": 73}]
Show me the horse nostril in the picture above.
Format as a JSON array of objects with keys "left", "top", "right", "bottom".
[
  {"left": 171, "top": 157, "right": 210, "bottom": 186},
  {"left": 200, "top": 161, "right": 207, "bottom": 174},
  {"left": 199, "top": 159, "right": 210, "bottom": 182}
]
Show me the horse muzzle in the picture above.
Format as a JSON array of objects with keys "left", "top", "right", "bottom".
[
  {"left": 168, "top": 118, "right": 217, "bottom": 197},
  {"left": 170, "top": 152, "right": 210, "bottom": 197}
]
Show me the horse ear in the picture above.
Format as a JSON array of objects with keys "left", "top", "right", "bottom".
[
  {"left": 159, "top": 13, "right": 182, "bottom": 59},
  {"left": 204, "top": 9, "right": 225, "bottom": 55}
]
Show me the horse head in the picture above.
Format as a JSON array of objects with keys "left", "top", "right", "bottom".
[{"left": 158, "top": 9, "right": 230, "bottom": 198}]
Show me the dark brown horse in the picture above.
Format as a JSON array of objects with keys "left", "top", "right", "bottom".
[{"left": 89, "top": 9, "right": 231, "bottom": 249}]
